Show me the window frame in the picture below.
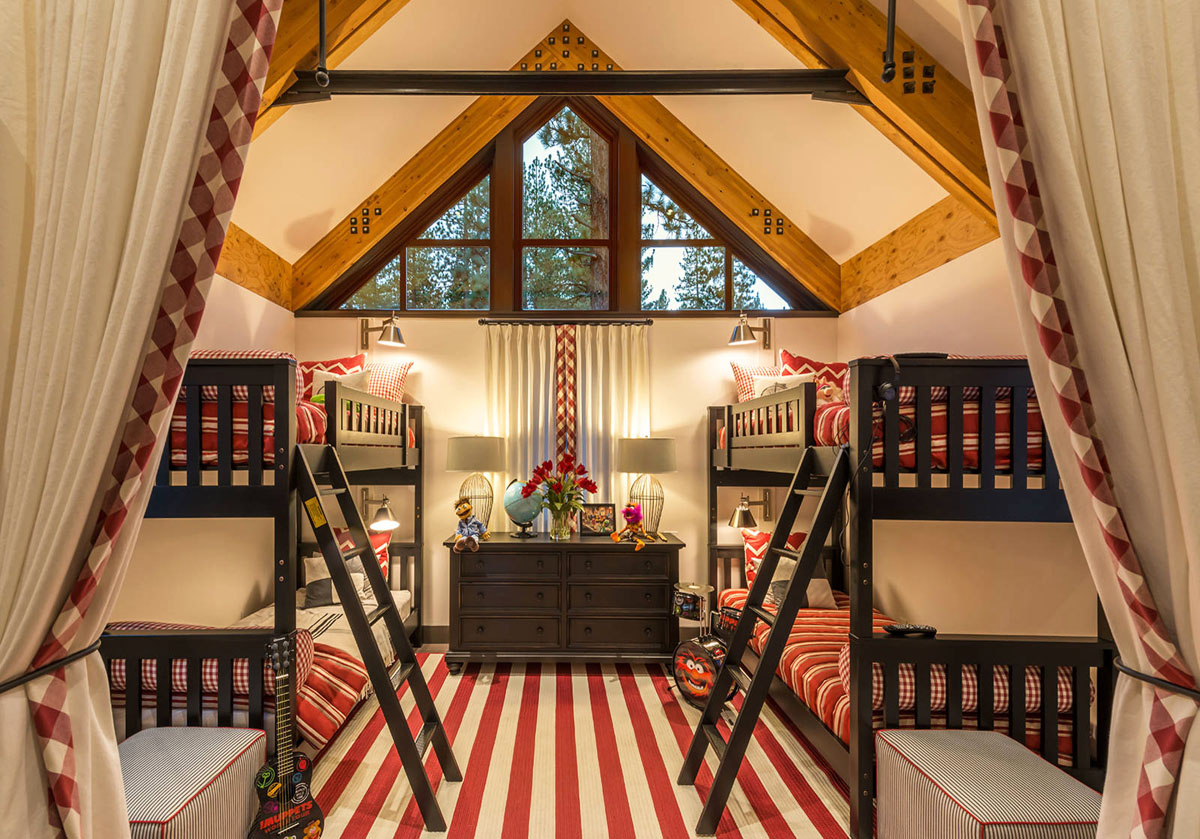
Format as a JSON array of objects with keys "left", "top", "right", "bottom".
[{"left": 315, "top": 95, "right": 829, "bottom": 315}]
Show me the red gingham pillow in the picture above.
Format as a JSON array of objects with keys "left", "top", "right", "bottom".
[
  {"left": 780, "top": 350, "right": 849, "bottom": 390},
  {"left": 730, "top": 362, "right": 780, "bottom": 403},
  {"left": 332, "top": 527, "right": 390, "bottom": 582},
  {"left": 741, "top": 528, "right": 806, "bottom": 583},
  {"left": 299, "top": 353, "right": 366, "bottom": 402},
  {"left": 365, "top": 361, "right": 412, "bottom": 403},
  {"left": 188, "top": 349, "right": 300, "bottom": 402}
]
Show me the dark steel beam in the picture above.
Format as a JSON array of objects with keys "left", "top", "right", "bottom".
[{"left": 276, "top": 68, "right": 861, "bottom": 104}]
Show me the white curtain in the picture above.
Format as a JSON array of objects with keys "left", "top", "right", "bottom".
[
  {"left": 959, "top": 2, "right": 1200, "bottom": 836},
  {"left": 576, "top": 324, "right": 651, "bottom": 508},
  {"left": 0, "top": 2, "right": 278, "bottom": 836},
  {"left": 484, "top": 323, "right": 650, "bottom": 528},
  {"left": 484, "top": 324, "right": 558, "bottom": 530}
]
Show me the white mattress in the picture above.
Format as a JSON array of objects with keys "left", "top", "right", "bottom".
[{"left": 231, "top": 587, "right": 411, "bottom": 667}]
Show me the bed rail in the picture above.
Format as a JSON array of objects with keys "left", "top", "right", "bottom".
[
  {"left": 101, "top": 628, "right": 274, "bottom": 739},
  {"left": 849, "top": 357, "right": 1069, "bottom": 522},
  {"left": 325, "top": 381, "right": 418, "bottom": 470},
  {"left": 717, "top": 382, "right": 816, "bottom": 460}
]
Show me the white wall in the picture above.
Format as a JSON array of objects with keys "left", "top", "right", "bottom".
[
  {"left": 110, "top": 276, "right": 296, "bottom": 626},
  {"left": 836, "top": 240, "right": 1096, "bottom": 636},
  {"left": 294, "top": 314, "right": 839, "bottom": 627}
]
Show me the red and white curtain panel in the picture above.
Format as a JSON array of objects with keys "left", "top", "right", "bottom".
[
  {"left": 485, "top": 324, "right": 649, "bottom": 523},
  {"left": 959, "top": 2, "right": 1200, "bottom": 836},
  {"left": 0, "top": 2, "right": 280, "bottom": 836}
]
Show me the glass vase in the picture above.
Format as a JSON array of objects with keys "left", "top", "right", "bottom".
[{"left": 549, "top": 508, "right": 573, "bottom": 541}]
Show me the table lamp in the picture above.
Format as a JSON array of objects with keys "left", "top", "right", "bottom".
[
  {"left": 446, "top": 436, "right": 506, "bottom": 529},
  {"left": 616, "top": 437, "right": 677, "bottom": 537}
]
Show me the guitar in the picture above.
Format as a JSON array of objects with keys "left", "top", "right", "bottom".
[{"left": 248, "top": 635, "right": 325, "bottom": 839}]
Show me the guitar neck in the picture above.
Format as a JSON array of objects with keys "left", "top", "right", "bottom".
[{"left": 275, "top": 669, "right": 293, "bottom": 777}]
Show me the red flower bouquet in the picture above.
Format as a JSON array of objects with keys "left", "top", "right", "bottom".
[{"left": 521, "top": 453, "right": 599, "bottom": 539}]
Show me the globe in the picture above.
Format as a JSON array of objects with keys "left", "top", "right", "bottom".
[{"left": 503, "top": 478, "right": 543, "bottom": 526}]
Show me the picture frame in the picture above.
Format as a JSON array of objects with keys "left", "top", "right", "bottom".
[{"left": 578, "top": 503, "right": 616, "bottom": 536}]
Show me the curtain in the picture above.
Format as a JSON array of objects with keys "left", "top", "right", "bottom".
[
  {"left": 576, "top": 324, "right": 651, "bottom": 508},
  {"left": 959, "top": 2, "right": 1200, "bottom": 836},
  {"left": 484, "top": 324, "right": 558, "bottom": 530},
  {"left": 484, "top": 323, "right": 650, "bottom": 528},
  {"left": 0, "top": 2, "right": 280, "bottom": 836}
]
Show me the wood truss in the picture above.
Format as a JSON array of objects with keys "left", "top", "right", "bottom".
[{"left": 219, "top": 6, "right": 999, "bottom": 312}]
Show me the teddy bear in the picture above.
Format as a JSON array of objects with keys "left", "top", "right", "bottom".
[
  {"left": 452, "top": 496, "right": 488, "bottom": 553},
  {"left": 610, "top": 502, "right": 656, "bottom": 551}
]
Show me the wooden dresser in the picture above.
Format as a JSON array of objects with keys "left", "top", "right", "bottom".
[{"left": 445, "top": 533, "right": 682, "bottom": 671}]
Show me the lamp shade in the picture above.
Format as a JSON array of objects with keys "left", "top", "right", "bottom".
[
  {"left": 728, "top": 499, "right": 757, "bottom": 528},
  {"left": 377, "top": 318, "right": 405, "bottom": 347},
  {"left": 446, "top": 436, "right": 506, "bottom": 472},
  {"left": 370, "top": 498, "right": 400, "bottom": 532},
  {"left": 728, "top": 314, "right": 757, "bottom": 346},
  {"left": 615, "top": 437, "right": 677, "bottom": 474}
]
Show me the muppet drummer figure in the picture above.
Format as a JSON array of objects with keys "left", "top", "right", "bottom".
[{"left": 451, "top": 496, "right": 489, "bottom": 553}]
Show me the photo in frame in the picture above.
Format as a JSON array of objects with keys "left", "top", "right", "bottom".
[{"left": 578, "top": 502, "right": 617, "bottom": 536}]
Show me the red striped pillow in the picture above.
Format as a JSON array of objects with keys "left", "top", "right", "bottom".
[
  {"left": 365, "top": 361, "right": 412, "bottom": 403},
  {"left": 731, "top": 361, "right": 780, "bottom": 403},
  {"left": 299, "top": 354, "right": 366, "bottom": 402}
]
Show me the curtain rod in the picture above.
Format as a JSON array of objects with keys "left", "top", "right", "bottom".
[{"left": 478, "top": 318, "right": 653, "bottom": 326}]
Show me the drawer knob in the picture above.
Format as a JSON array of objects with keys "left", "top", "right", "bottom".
[
  {"left": 584, "top": 560, "right": 592, "bottom": 570},
  {"left": 643, "top": 592, "right": 652, "bottom": 601},
  {"left": 643, "top": 560, "right": 652, "bottom": 571},
  {"left": 536, "top": 591, "right": 545, "bottom": 601},
  {"left": 476, "top": 559, "right": 484, "bottom": 569},
  {"left": 644, "top": 627, "right": 653, "bottom": 637},
  {"left": 476, "top": 591, "right": 485, "bottom": 599},
  {"left": 537, "top": 559, "right": 544, "bottom": 569},
  {"left": 584, "top": 626, "right": 592, "bottom": 636},
  {"left": 584, "top": 592, "right": 592, "bottom": 601},
  {"left": 536, "top": 626, "right": 544, "bottom": 635},
  {"left": 475, "top": 625, "right": 484, "bottom": 634}
]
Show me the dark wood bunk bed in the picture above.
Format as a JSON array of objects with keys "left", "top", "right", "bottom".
[
  {"left": 707, "top": 356, "right": 1115, "bottom": 839},
  {"left": 101, "top": 356, "right": 425, "bottom": 742}
]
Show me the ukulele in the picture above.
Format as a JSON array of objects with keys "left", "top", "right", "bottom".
[{"left": 248, "top": 635, "right": 325, "bottom": 839}]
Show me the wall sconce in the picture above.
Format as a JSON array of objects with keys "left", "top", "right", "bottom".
[
  {"left": 728, "top": 312, "right": 771, "bottom": 349},
  {"left": 727, "top": 491, "right": 772, "bottom": 527},
  {"left": 360, "top": 312, "right": 406, "bottom": 350},
  {"left": 361, "top": 489, "right": 399, "bottom": 532}
]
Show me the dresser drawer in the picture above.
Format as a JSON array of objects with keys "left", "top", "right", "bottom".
[
  {"left": 460, "top": 583, "right": 559, "bottom": 612},
  {"left": 460, "top": 552, "right": 559, "bottom": 578},
  {"left": 458, "top": 617, "right": 560, "bottom": 650},
  {"left": 567, "top": 617, "right": 669, "bottom": 650},
  {"left": 568, "top": 583, "right": 668, "bottom": 613},
  {"left": 568, "top": 552, "right": 668, "bottom": 579}
]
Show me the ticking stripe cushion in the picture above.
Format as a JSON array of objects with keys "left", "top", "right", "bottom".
[
  {"left": 875, "top": 729, "right": 1100, "bottom": 839},
  {"left": 121, "top": 727, "right": 265, "bottom": 839}
]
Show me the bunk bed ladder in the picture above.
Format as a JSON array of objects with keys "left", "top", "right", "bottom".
[
  {"left": 297, "top": 445, "right": 461, "bottom": 832},
  {"left": 679, "top": 444, "right": 852, "bottom": 836}
]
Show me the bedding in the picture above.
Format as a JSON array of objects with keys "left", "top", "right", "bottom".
[
  {"left": 365, "top": 361, "right": 413, "bottom": 402},
  {"left": 716, "top": 590, "right": 1083, "bottom": 765},
  {"left": 299, "top": 353, "right": 367, "bottom": 401},
  {"left": 730, "top": 361, "right": 781, "bottom": 403}
]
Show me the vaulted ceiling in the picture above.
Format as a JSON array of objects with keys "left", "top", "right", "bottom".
[{"left": 219, "top": 0, "right": 997, "bottom": 312}]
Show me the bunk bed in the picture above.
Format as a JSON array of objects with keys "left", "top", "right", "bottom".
[
  {"left": 102, "top": 354, "right": 425, "bottom": 752},
  {"left": 707, "top": 356, "right": 1115, "bottom": 838}
]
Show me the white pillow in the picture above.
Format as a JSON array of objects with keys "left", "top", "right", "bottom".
[
  {"left": 749, "top": 372, "right": 813, "bottom": 399},
  {"left": 311, "top": 367, "right": 370, "bottom": 397},
  {"left": 764, "top": 555, "right": 836, "bottom": 610}
]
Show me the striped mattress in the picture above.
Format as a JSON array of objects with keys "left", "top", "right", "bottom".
[{"left": 717, "top": 589, "right": 1083, "bottom": 765}]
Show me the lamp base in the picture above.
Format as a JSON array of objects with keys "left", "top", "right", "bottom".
[
  {"left": 629, "top": 473, "right": 664, "bottom": 535},
  {"left": 458, "top": 472, "right": 494, "bottom": 530}
]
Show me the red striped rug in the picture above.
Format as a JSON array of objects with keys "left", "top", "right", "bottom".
[{"left": 311, "top": 654, "right": 849, "bottom": 838}]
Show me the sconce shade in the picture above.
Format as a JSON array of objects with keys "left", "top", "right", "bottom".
[
  {"left": 369, "top": 498, "right": 400, "bottom": 532},
  {"left": 728, "top": 497, "right": 757, "bottom": 528},
  {"left": 728, "top": 316, "right": 757, "bottom": 346},
  {"left": 615, "top": 437, "right": 677, "bottom": 474},
  {"left": 446, "top": 436, "right": 506, "bottom": 472},
  {"left": 377, "top": 318, "right": 405, "bottom": 347}
]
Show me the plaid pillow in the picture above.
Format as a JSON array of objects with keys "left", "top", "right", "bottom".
[
  {"left": 365, "top": 361, "right": 412, "bottom": 402},
  {"left": 731, "top": 361, "right": 780, "bottom": 403}
]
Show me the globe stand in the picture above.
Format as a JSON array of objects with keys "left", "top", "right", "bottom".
[{"left": 513, "top": 520, "right": 535, "bottom": 538}]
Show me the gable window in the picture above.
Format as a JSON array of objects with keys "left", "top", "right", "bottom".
[
  {"left": 521, "top": 107, "right": 611, "bottom": 310},
  {"left": 329, "top": 96, "right": 824, "bottom": 314}
]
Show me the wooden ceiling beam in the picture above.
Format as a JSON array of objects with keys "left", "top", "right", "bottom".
[
  {"left": 253, "top": 0, "right": 413, "bottom": 140},
  {"left": 731, "top": 0, "right": 995, "bottom": 225},
  {"left": 292, "top": 20, "right": 841, "bottom": 311},
  {"left": 839, "top": 195, "right": 997, "bottom": 310},
  {"left": 216, "top": 223, "right": 294, "bottom": 309}
]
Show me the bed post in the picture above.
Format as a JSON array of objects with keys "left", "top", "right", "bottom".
[
  {"left": 708, "top": 406, "right": 723, "bottom": 592},
  {"left": 274, "top": 361, "right": 297, "bottom": 637},
  {"left": 847, "top": 359, "right": 876, "bottom": 839},
  {"left": 412, "top": 404, "right": 425, "bottom": 645}
]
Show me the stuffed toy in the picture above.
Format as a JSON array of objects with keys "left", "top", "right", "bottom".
[
  {"left": 452, "top": 496, "right": 488, "bottom": 553},
  {"left": 610, "top": 502, "right": 656, "bottom": 551},
  {"left": 816, "top": 380, "right": 844, "bottom": 406}
]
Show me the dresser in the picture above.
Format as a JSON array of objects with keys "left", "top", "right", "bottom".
[{"left": 445, "top": 533, "right": 683, "bottom": 672}]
